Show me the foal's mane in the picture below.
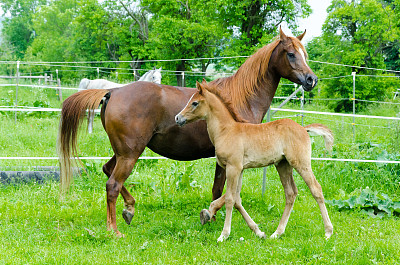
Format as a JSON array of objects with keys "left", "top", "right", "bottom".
[
  {"left": 210, "top": 36, "right": 306, "bottom": 109},
  {"left": 202, "top": 83, "right": 249, "bottom": 123}
]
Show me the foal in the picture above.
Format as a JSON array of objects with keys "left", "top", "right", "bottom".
[{"left": 175, "top": 81, "right": 333, "bottom": 242}]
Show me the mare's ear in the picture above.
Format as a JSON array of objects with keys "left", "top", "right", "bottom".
[
  {"left": 279, "top": 25, "right": 288, "bottom": 41},
  {"left": 297, "top": 30, "right": 306, "bottom": 41},
  {"left": 196, "top": 81, "right": 203, "bottom": 94},
  {"left": 159, "top": 67, "right": 162, "bottom": 70},
  {"left": 153, "top": 66, "right": 156, "bottom": 70}
]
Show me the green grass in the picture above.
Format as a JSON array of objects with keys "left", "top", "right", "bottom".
[
  {"left": 0, "top": 161, "right": 399, "bottom": 264},
  {"left": 1, "top": 84, "right": 400, "bottom": 264}
]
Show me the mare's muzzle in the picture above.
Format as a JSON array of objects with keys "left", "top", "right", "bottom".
[
  {"left": 175, "top": 114, "right": 187, "bottom": 127},
  {"left": 302, "top": 73, "right": 318, "bottom": 91}
]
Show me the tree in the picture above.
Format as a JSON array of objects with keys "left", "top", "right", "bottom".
[
  {"left": 141, "top": 0, "right": 224, "bottom": 86},
  {"left": 0, "top": 0, "right": 47, "bottom": 59},
  {"left": 216, "top": 0, "right": 311, "bottom": 67},
  {"left": 306, "top": 0, "right": 400, "bottom": 112}
]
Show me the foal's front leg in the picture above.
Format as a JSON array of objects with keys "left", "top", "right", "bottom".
[
  {"left": 234, "top": 173, "right": 266, "bottom": 239},
  {"left": 217, "top": 164, "right": 241, "bottom": 242}
]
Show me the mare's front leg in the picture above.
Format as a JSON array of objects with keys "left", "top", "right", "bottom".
[
  {"left": 103, "top": 155, "right": 136, "bottom": 225},
  {"left": 217, "top": 164, "right": 241, "bottom": 242},
  {"left": 212, "top": 164, "right": 226, "bottom": 200}
]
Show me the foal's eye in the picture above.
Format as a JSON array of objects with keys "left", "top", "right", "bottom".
[
  {"left": 287, "top": 53, "right": 295, "bottom": 59},
  {"left": 192, "top": 101, "right": 199, "bottom": 107}
]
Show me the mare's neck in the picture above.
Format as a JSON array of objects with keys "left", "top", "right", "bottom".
[
  {"left": 204, "top": 93, "right": 237, "bottom": 145},
  {"left": 242, "top": 71, "right": 280, "bottom": 123}
]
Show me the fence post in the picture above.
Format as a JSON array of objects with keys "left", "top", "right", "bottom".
[
  {"left": 56, "top": 69, "right": 62, "bottom": 101},
  {"left": 15, "top": 61, "right": 20, "bottom": 122},
  {"left": 116, "top": 71, "right": 118, "bottom": 81},
  {"left": 262, "top": 108, "right": 271, "bottom": 197},
  {"left": 352, "top": 71, "right": 356, "bottom": 142},
  {"left": 97, "top": 68, "right": 100, "bottom": 79},
  {"left": 181, "top": 71, "right": 185, "bottom": 87}
]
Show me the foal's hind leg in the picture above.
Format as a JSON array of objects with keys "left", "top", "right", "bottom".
[
  {"left": 270, "top": 160, "right": 298, "bottom": 238},
  {"left": 103, "top": 155, "right": 136, "bottom": 225},
  {"left": 295, "top": 164, "right": 333, "bottom": 239}
]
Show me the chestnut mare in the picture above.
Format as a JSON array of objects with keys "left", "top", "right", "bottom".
[
  {"left": 175, "top": 81, "right": 333, "bottom": 241},
  {"left": 58, "top": 28, "right": 318, "bottom": 236}
]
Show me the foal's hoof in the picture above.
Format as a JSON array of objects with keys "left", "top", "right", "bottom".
[
  {"left": 122, "top": 209, "right": 134, "bottom": 225},
  {"left": 200, "top": 209, "right": 211, "bottom": 225}
]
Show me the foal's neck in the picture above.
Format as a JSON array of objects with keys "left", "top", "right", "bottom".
[{"left": 204, "top": 93, "right": 237, "bottom": 144}]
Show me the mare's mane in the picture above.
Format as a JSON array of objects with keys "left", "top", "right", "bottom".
[
  {"left": 202, "top": 83, "right": 249, "bottom": 123},
  {"left": 210, "top": 36, "right": 307, "bottom": 109}
]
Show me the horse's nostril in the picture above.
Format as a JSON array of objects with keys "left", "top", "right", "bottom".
[{"left": 306, "top": 76, "right": 313, "bottom": 85}]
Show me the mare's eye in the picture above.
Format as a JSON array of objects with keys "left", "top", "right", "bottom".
[
  {"left": 287, "top": 53, "right": 295, "bottom": 59},
  {"left": 192, "top": 101, "right": 199, "bottom": 107}
]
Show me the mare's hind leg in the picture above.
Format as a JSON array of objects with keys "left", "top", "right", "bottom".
[
  {"left": 106, "top": 155, "right": 139, "bottom": 236},
  {"left": 103, "top": 155, "right": 136, "bottom": 225},
  {"left": 270, "top": 160, "right": 298, "bottom": 238},
  {"left": 294, "top": 164, "right": 333, "bottom": 239}
]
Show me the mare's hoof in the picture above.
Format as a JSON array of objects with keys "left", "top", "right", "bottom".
[
  {"left": 200, "top": 209, "right": 211, "bottom": 225},
  {"left": 122, "top": 209, "right": 134, "bottom": 225}
]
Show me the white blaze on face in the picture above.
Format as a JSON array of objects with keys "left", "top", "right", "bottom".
[
  {"left": 297, "top": 47, "right": 308, "bottom": 66},
  {"left": 297, "top": 47, "right": 315, "bottom": 87},
  {"left": 177, "top": 93, "right": 196, "bottom": 116}
]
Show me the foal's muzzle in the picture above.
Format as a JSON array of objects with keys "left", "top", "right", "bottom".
[{"left": 175, "top": 114, "right": 187, "bottom": 127}]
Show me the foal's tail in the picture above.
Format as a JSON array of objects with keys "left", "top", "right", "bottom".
[
  {"left": 57, "top": 89, "right": 110, "bottom": 193},
  {"left": 304, "top": 123, "right": 334, "bottom": 153}
]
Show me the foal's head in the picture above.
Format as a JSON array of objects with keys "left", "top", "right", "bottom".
[
  {"left": 175, "top": 81, "right": 249, "bottom": 127},
  {"left": 271, "top": 27, "right": 318, "bottom": 91},
  {"left": 175, "top": 81, "right": 209, "bottom": 127}
]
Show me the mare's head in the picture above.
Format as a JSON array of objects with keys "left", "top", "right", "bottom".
[
  {"left": 272, "top": 27, "right": 317, "bottom": 91},
  {"left": 175, "top": 81, "right": 209, "bottom": 127}
]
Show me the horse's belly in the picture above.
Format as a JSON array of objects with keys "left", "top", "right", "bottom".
[
  {"left": 147, "top": 121, "right": 215, "bottom": 161},
  {"left": 243, "top": 149, "right": 284, "bottom": 169}
]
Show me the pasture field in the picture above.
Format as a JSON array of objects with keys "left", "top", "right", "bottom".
[{"left": 0, "top": 85, "right": 400, "bottom": 264}]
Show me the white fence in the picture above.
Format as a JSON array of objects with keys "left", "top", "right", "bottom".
[{"left": 1, "top": 58, "right": 400, "bottom": 166}]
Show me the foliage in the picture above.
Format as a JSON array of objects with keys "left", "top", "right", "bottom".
[
  {"left": 306, "top": 0, "right": 400, "bottom": 112},
  {"left": 327, "top": 187, "right": 400, "bottom": 218}
]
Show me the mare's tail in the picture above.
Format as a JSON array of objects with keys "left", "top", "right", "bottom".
[
  {"left": 304, "top": 123, "right": 334, "bottom": 153},
  {"left": 57, "top": 89, "right": 110, "bottom": 193}
]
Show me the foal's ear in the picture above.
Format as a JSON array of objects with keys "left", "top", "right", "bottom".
[
  {"left": 279, "top": 25, "right": 288, "bottom": 41},
  {"left": 196, "top": 81, "right": 203, "bottom": 94},
  {"left": 297, "top": 30, "right": 306, "bottom": 41}
]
